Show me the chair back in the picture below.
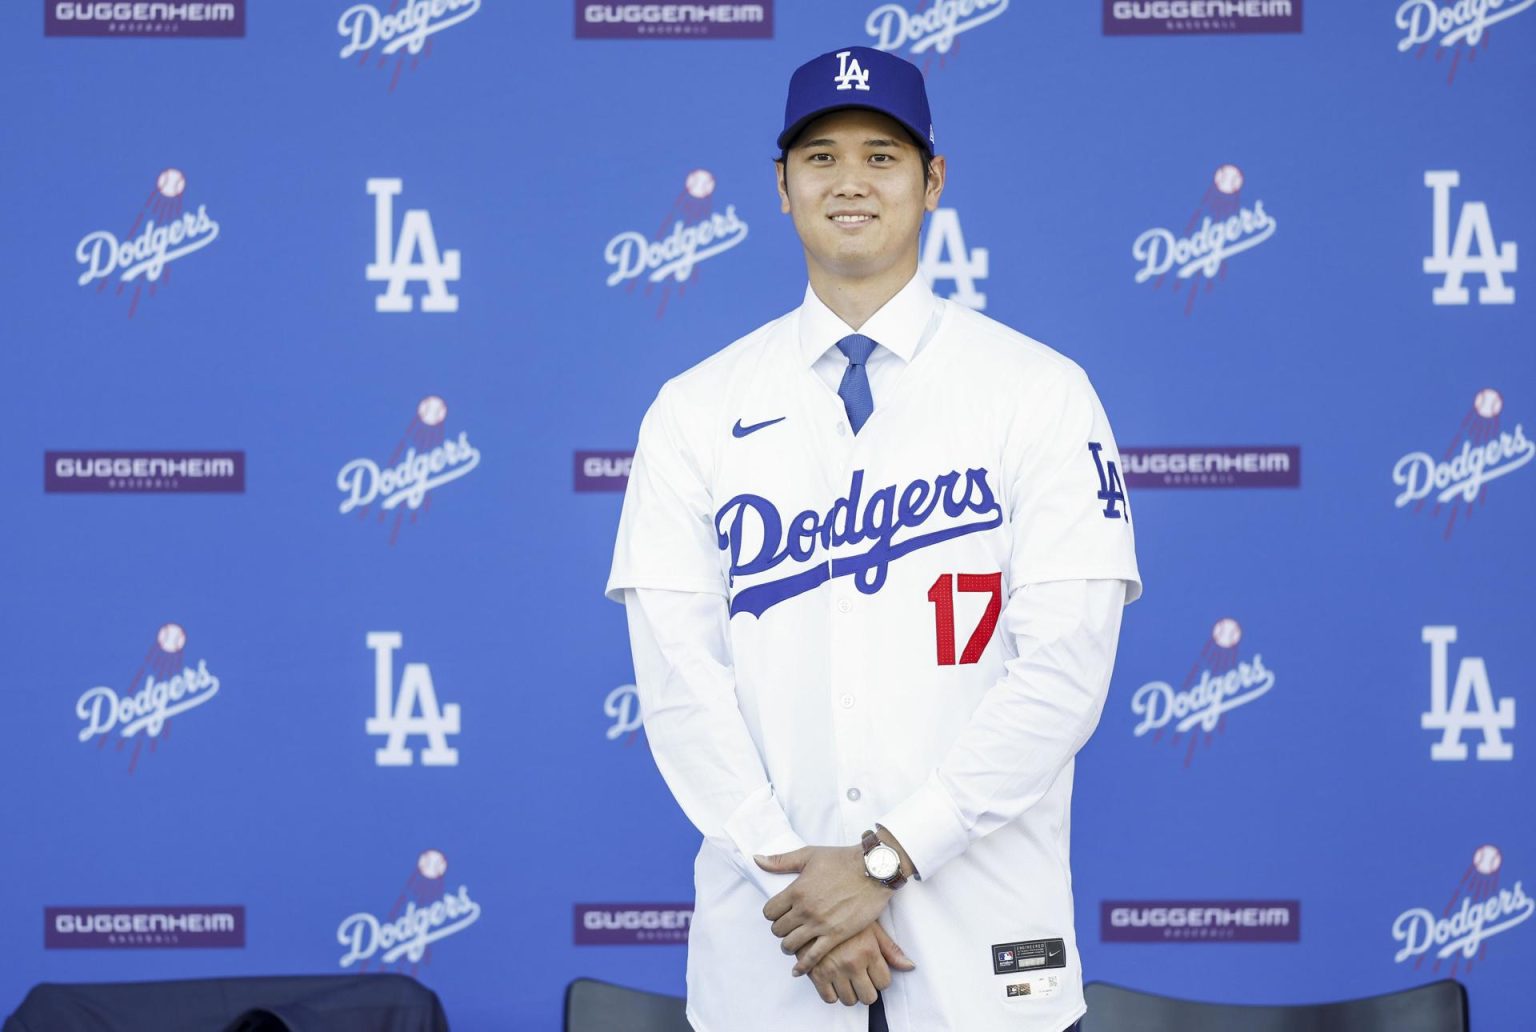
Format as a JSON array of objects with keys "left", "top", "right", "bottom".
[
  {"left": 564, "top": 978, "right": 690, "bottom": 1032},
  {"left": 1082, "top": 979, "right": 1468, "bottom": 1032}
]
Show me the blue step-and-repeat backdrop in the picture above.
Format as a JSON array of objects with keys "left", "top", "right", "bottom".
[{"left": 2, "top": 1, "right": 1532, "bottom": 1029}]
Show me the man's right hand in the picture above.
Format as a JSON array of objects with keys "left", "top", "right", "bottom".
[{"left": 806, "top": 922, "right": 916, "bottom": 1006}]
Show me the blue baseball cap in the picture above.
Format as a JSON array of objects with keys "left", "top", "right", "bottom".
[{"left": 777, "top": 46, "right": 934, "bottom": 154}]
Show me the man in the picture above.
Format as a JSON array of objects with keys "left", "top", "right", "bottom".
[{"left": 607, "top": 45, "right": 1140, "bottom": 1032}]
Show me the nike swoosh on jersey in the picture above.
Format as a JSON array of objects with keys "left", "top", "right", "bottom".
[{"left": 732, "top": 416, "right": 787, "bottom": 438}]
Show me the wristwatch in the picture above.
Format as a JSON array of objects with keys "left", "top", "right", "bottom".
[{"left": 861, "top": 829, "right": 908, "bottom": 890}]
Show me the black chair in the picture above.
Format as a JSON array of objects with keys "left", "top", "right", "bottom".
[
  {"left": 3, "top": 973, "right": 449, "bottom": 1032},
  {"left": 1081, "top": 979, "right": 1468, "bottom": 1032},
  {"left": 564, "top": 978, "right": 690, "bottom": 1032}
]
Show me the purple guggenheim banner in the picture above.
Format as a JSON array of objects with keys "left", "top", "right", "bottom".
[
  {"left": 1102, "top": 901, "right": 1301, "bottom": 942},
  {"left": 574, "top": 2, "right": 773, "bottom": 39},
  {"left": 44, "top": 451, "right": 245, "bottom": 493},
  {"left": 574, "top": 904, "right": 693, "bottom": 944},
  {"left": 574, "top": 450, "right": 634, "bottom": 492},
  {"left": 1120, "top": 446, "right": 1300, "bottom": 488},
  {"left": 44, "top": 906, "right": 246, "bottom": 949},
  {"left": 44, "top": 1, "right": 247, "bottom": 37},
  {"left": 1102, "top": 0, "right": 1302, "bottom": 35}
]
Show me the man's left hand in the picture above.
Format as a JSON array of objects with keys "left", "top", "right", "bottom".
[{"left": 756, "top": 845, "right": 892, "bottom": 975}]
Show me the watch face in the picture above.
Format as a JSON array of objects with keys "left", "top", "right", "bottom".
[{"left": 866, "top": 845, "right": 900, "bottom": 880}]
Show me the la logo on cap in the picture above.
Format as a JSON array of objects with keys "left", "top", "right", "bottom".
[{"left": 833, "top": 50, "right": 871, "bottom": 92}]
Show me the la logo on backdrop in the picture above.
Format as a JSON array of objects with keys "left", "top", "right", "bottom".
[
  {"left": 605, "top": 169, "right": 748, "bottom": 318},
  {"left": 1396, "top": 0, "right": 1533, "bottom": 84},
  {"left": 367, "top": 178, "right": 460, "bottom": 312},
  {"left": 1423, "top": 171, "right": 1516, "bottom": 306},
  {"left": 366, "top": 632, "right": 461, "bottom": 767},
  {"left": 74, "top": 623, "right": 222, "bottom": 775},
  {"left": 1392, "top": 388, "right": 1531, "bottom": 539},
  {"left": 1132, "top": 164, "right": 1276, "bottom": 316},
  {"left": 336, "top": 0, "right": 480, "bottom": 91},
  {"left": 1131, "top": 617, "right": 1276, "bottom": 767},
  {"left": 920, "top": 209, "right": 989, "bottom": 310},
  {"left": 337, "top": 849, "right": 482, "bottom": 971},
  {"left": 1394, "top": 845, "right": 1532, "bottom": 976},
  {"left": 1420, "top": 626, "right": 1515, "bottom": 761},
  {"left": 337, "top": 396, "right": 481, "bottom": 544},
  {"left": 75, "top": 168, "right": 221, "bottom": 318}
]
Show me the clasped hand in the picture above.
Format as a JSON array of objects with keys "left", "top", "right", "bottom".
[{"left": 755, "top": 845, "right": 916, "bottom": 1005}]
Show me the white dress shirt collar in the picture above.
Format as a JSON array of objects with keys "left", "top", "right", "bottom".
[{"left": 796, "top": 271, "right": 936, "bottom": 368}]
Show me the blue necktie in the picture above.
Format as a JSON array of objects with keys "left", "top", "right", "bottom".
[{"left": 836, "top": 334, "right": 877, "bottom": 434}]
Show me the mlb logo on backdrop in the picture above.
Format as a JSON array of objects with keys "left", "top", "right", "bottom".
[
  {"left": 1420, "top": 627, "right": 1514, "bottom": 761},
  {"left": 1424, "top": 171, "right": 1516, "bottom": 305},
  {"left": 365, "top": 632, "right": 460, "bottom": 766},
  {"left": 366, "top": 178, "right": 460, "bottom": 312}
]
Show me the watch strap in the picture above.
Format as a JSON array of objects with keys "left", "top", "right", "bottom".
[{"left": 861, "top": 829, "right": 907, "bottom": 890}]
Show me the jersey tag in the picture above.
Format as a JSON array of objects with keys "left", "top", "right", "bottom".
[
  {"left": 1005, "top": 975, "right": 1060, "bottom": 1000},
  {"left": 991, "top": 936, "right": 1066, "bottom": 975}
]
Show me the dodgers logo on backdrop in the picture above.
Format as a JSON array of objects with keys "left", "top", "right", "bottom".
[
  {"left": 1396, "top": 0, "right": 1533, "bottom": 83},
  {"left": 920, "top": 208, "right": 989, "bottom": 310},
  {"left": 338, "top": 850, "right": 481, "bottom": 969},
  {"left": 338, "top": 0, "right": 480, "bottom": 91},
  {"left": 75, "top": 623, "right": 221, "bottom": 775},
  {"left": 1394, "top": 845, "right": 1532, "bottom": 976},
  {"left": 75, "top": 168, "right": 221, "bottom": 318},
  {"left": 605, "top": 169, "right": 748, "bottom": 318},
  {"left": 715, "top": 466, "right": 1003, "bottom": 618},
  {"left": 1423, "top": 171, "right": 1516, "bottom": 305},
  {"left": 337, "top": 396, "right": 481, "bottom": 544},
  {"left": 366, "top": 178, "right": 460, "bottom": 312},
  {"left": 365, "top": 632, "right": 460, "bottom": 766},
  {"left": 1420, "top": 627, "right": 1514, "bottom": 761},
  {"left": 45, "top": 1, "right": 245, "bottom": 37},
  {"left": 865, "top": 0, "right": 1009, "bottom": 61},
  {"left": 1131, "top": 617, "right": 1275, "bottom": 767},
  {"left": 1132, "top": 164, "right": 1276, "bottom": 316},
  {"left": 604, "top": 684, "right": 643, "bottom": 743},
  {"left": 1392, "top": 389, "right": 1531, "bottom": 539}
]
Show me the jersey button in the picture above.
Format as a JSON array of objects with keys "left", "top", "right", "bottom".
[
  {"left": 835, "top": 421, "right": 847, "bottom": 436},
  {"left": 836, "top": 598, "right": 852, "bottom": 614},
  {"left": 840, "top": 693, "right": 855, "bottom": 709},
  {"left": 846, "top": 787, "right": 862, "bottom": 801}
]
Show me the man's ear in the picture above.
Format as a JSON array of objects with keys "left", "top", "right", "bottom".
[
  {"left": 924, "top": 154, "right": 947, "bottom": 213},
  {"left": 775, "top": 159, "right": 791, "bottom": 214}
]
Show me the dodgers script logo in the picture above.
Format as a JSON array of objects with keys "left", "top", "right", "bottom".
[
  {"left": 1394, "top": 845, "right": 1532, "bottom": 976},
  {"left": 920, "top": 208, "right": 989, "bottom": 310},
  {"left": 75, "top": 168, "right": 220, "bottom": 318},
  {"left": 76, "top": 623, "right": 220, "bottom": 775},
  {"left": 338, "top": 0, "right": 479, "bottom": 90},
  {"left": 1421, "top": 627, "right": 1515, "bottom": 761},
  {"left": 366, "top": 178, "right": 460, "bottom": 312},
  {"left": 605, "top": 169, "right": 748, "bottom": 318},
  {"left": 1392, "top": 389, "right": 1531, "bottom": 539},
  {"left": 865, "top": 0, "right": 1009, "bottom": 65},
  {"left": 366, "top": 632, "right": 460, "bottom": 767},
  {"left": 1424, "top": 171, "right": 1516, "bottom": 305},
  {"left": 1132, "top": 618, "right": 1275, "bottom": 767},
  {"left": 338, "top": 850, "right": 481, "bottom": 970},
  {"left": 605, "top": 684, "right": 643, "bottom": 744},
  {"left": 1396, "top": 0, "right": 1533, "bottom": 83},
  {"left": 715, "top": 466, "right": 1002, "bottom": 617},
  {"left": 337, "top": 396, "right": 481, "bottom": 544},
  {"left": 1132, "top": 164, "right": 1276, "bottom": 316}
]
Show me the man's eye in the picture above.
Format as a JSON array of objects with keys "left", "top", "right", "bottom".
[
  {"left": 869, "top": 154, "right": 894, "bottom": 164},
  {"left": 808, "top": 153, "right": 833, "bottom": 163}
]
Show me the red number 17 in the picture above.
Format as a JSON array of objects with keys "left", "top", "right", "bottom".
[{"left": 926, "top": 572, "right": 1003, "bottom": 666}]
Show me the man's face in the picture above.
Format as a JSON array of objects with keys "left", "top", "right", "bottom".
[{"left": 776, "top": 108, "right": 945, "bottom": 282}]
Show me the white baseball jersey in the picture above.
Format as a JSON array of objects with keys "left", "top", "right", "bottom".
[{"left": 608, "top": 275, "right": 1141, "bottom": 1031}]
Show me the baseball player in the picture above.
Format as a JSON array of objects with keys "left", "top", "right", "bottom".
[{"left": 608, "top": 45, "right": 1140, "bottom": 1032}]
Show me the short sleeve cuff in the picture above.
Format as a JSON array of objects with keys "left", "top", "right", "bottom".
[
  {"left": 722, "top": 784, "right": 808, "bottom": 898},
  {"left": 877, "top": 776, "right": 970, "bottom": 881}
]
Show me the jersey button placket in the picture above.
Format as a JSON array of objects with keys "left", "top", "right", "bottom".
[{"left": 830, "top": 429, "right": 872, "bottom": 838}]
